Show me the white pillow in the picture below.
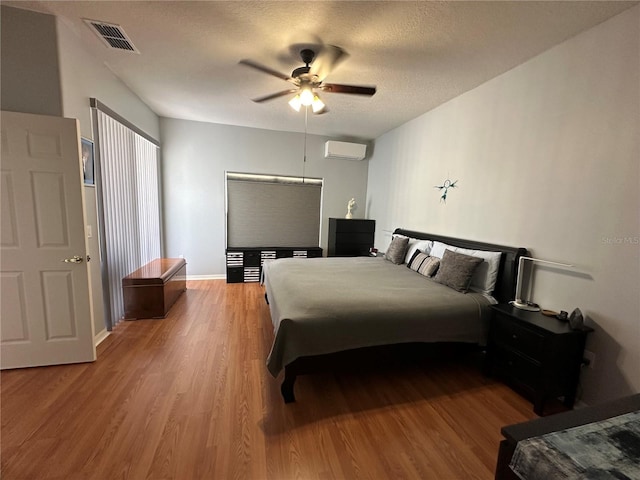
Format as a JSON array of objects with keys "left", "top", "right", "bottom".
[
  {"left": 429, "top": 241, "right": 451, "bottom": 259},
  {"left": 465, "top": 249, "right": 502, "bottom": 295},
  {"left": 404, "top": 238, "right": 433, "bottom": 264},
  {"left": 428, "top": 241, "right": 502, "bottom": 295}
]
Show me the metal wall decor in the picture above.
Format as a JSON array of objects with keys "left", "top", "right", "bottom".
[{"left": 435, "top": 178, "right": 458, "bottom": 202}]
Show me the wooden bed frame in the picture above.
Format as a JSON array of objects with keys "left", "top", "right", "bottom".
[{"left": 277, "top": 229, "right": 527, "bottom": 403}]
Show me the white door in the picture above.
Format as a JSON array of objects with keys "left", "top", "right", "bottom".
[{"left": 1, "top": 111, "right": 96, "bottom": 369}]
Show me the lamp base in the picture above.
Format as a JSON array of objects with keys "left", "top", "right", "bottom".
[{"left": 510, "top": 300, "right": 541, "bottom": 312}]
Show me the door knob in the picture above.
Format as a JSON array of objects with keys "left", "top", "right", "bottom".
[{"left": 62, "top": 255, "right": 84, "bottom": 263}]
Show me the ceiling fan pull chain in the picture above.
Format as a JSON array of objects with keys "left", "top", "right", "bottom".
[{"left": 302, "top": 106, "right": 308, "bottom": 182}]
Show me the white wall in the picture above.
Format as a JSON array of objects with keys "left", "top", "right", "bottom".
[
  {"left": 161, "top": 118, "right": 370, "bottom": 276},
  {"left": 367, "top": 6, "right": 640, "bottom": 405}
]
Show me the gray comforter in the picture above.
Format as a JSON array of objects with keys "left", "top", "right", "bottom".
[{"left": 263, "top": 256, "right": 493, "bottom": 377}]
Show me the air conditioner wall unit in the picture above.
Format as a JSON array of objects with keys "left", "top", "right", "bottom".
[{"left": 324, "top": 141, "right": 367, "bottom": 161}]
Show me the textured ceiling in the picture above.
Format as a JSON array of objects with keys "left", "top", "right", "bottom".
[{"left": 6, "top": 1, "right": 637, "bottom": 140}]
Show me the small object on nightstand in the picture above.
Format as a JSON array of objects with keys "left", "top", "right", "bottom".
[
  {"left": 556, "top": 310, "right": 568, "bottom": 321},
  {"left": 569, "top": 308, "right": 584, "bottom": 330},
  {"left": 541, "top": 309, "right": 558, "bottom": 317}
]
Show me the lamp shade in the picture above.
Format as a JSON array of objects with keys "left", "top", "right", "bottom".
[
  {"left": 299, "top": 88, "right": 314, "bottom": 106},
  {"left": 288, "top": 95, "right": 302, "bottom": 112},
  {"left": 311, "top": 95, "right": 325, "bottom": 113}
]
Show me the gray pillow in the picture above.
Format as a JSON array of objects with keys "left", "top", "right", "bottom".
[
  {"left": 385, "top": 236, "right": 409, "bottom": 264},
  {"left": 433, "top": 249, "right": 483, "bottom": 292}
]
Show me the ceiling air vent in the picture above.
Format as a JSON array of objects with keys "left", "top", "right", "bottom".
[{"left": 84, "top": 19, "right": 139, "bottom": 53}]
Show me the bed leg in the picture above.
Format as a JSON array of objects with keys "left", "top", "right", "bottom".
[{"left": 281, "top": 369, "right": 296, "bottom": 403}]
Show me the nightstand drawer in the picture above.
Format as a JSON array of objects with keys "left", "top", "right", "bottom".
[
  {"left": 494, "top": 348, "right": 541, "bottom": 390},
  {"left": 493, "top": 315, "right": 545, "bottom": 362}
]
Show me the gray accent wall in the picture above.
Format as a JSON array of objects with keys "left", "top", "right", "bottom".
[
  {"left": 1, "top": 5, "right": 161, "bottom": 338},
  {"left": 1, "top": 6, "right": 63, "bottom": 117},
  {"left": 366, "top": 6, "right": 640, "bottom": 405},
  {"left": 56, "top": 17, "right": 160, "bottom": 142},
  {"left": 55, "top": 15, "right": 161, "bottom": 337},
  {"left": 160, "top": 118, "right": 370, "bottom": 276}
]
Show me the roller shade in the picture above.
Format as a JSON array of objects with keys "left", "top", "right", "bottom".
[{"left": 226, "top": 172, "right": 322, "bottom": 248}]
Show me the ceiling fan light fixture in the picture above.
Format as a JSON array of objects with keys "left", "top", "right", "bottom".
[
  {"left": 299, "top": 87, "right": 314, "bottom": 106},
  {"left": 288, "top": 94, "right": 302, "bottom": 112},
  {"left": 311, "top": 95, "right": 325, "bottom": 113},
  {"left": 242, "top": 47, "right": 376, "bottom": 116}
]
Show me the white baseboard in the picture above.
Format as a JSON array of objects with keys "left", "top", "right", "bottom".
[
  {"left": 94, "top": 329, "right": 110, "bottom": 346},
  {"left": 187, "top": 274, "right": 226, "bottom": 281}
]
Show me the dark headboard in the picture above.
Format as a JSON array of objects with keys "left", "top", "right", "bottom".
[{"left": 393, "top": 229, "right": 528, "bottom": 304}]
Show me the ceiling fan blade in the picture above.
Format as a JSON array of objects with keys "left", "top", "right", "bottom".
[
  {"left": 321, "top": 83, "right": 376, "bottom": 96},
  {"left": 251, "top": 89, "right": 297, "bottom": 103},
  {"left": 309, "top": 45, "right": 348, "bottom": 81},
  {"left": 239, "top": 59, "right": 295, "bottom": 83}
]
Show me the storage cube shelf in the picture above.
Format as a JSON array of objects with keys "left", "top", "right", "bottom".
[{"left": 226, "top": 247, "right": 322, "bottom": 283}]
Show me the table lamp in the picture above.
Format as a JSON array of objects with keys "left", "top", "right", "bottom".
[{"left": 511, "top": 256, "right": 573, "bottom": 311}]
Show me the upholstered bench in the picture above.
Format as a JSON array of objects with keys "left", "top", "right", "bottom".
[{"left": 122, "top": 258, "right": 187, "bottom": 319}]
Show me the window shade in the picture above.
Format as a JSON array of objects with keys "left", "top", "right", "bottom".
[{"left": 226, "top": 172, "right": 322, "bottom": 248}]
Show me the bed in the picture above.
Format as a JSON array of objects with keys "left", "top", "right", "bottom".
[{"left": 263, "top": 228, "right": 527, "bottom": 403}]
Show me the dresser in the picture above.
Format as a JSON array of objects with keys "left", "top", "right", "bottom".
[
  {"left": 485, "top": 304, "right": 593, "bottom": 415},
  {"left": 327, "top": 218, "right": 375, "bottom": 257},
  {"left": 226, "top": 247, "right": 322, "bottom": 283}
]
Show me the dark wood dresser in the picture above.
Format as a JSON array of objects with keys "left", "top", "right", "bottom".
[
  {"left": 327, "top": 218, "right": 375, "bottom": 257},
  {"left": 485, "top": 304, "right": 593, "bottom": 415}
]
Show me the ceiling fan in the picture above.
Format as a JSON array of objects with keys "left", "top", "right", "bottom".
[{"left": 239, "top": 46, "right": 376, "bottom": 113}]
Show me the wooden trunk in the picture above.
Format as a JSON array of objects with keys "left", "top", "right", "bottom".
[{"left": 122, "top": 258, "right": 187, "bottom": 319}]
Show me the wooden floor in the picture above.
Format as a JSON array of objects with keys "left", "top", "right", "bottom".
[{"left": 1, "top": 280, "right": 536, "bottom": 480}]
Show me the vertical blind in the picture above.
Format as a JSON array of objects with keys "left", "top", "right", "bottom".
[
  {"left": 226, "top": 172, "right": 322, "bottom": 248},
  {"left": 96, "top": 110, "right": 161, "bottom": 328}
]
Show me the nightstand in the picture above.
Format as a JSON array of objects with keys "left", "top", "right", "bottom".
[{"left": 485, "top": 304, "right": 593, "bottom": 416}]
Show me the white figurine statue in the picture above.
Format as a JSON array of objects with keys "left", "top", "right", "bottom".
[{"left": 346, "top": 198, "right": 356, "bottom": 219}]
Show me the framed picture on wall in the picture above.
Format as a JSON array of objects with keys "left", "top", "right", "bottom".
[{"left": 81, "top": 137, "right": 95, "bottom": 186}]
